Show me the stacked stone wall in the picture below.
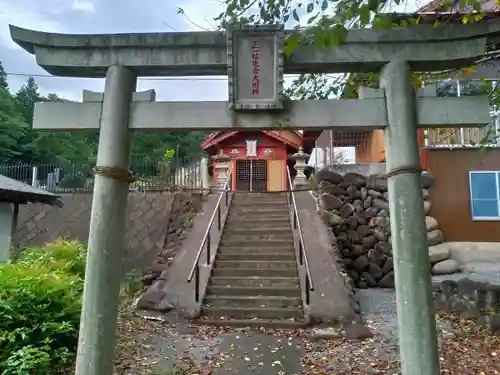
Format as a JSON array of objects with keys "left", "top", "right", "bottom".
[{"left": 314, "top": 169, "right": 460, "bottom": 289}]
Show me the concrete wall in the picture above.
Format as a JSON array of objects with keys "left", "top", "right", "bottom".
[
  {"left": 14, "top": 192, "right": 203, "bottom": 271},
  {"left": 427, "top": 148, "right": 500, "bottom": 242}
]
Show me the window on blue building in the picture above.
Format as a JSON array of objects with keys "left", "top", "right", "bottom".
[{"left": 469, "top": 171, "right": 500, "bottom": 220}]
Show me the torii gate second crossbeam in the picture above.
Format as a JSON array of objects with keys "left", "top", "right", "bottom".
[{"left": 10, "top": 20, "right": 500, "bottom": 375}]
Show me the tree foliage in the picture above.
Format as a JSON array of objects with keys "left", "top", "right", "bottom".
[
  {"left": 213, "top": 0, "right": 497, "bottom": 101},
  {"left": 210, "top": 0, "right": 500, "bottom": 149},
  {"left": 0, "top": 65, "right": 208, "bottom": 168}
]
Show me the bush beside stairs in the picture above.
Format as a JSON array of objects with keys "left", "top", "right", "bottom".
[{"left": 198, "top": 192, "right": 307, "bottom": 328}]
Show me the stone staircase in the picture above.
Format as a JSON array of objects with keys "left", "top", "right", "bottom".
[{"left": 199, "top": 192, "right": 306, "bottom": 327}]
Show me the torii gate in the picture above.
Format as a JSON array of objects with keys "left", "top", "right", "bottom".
[{"left": 9, "top": 20, "right": 500, "bottom": 375}]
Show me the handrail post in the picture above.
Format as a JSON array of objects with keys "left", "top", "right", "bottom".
[
  {"left": 186, "top": 165, "right": 234, "bottom": 306},
  {"left": 286, "top": 164, "right": 314, "bottom": 307},
  {"left": 299, "top": 242, "right": 303, "bottom": 265},
  {"left": 305, "top": 275, "right": 310, "bottom": 305},
  {"left": 195, "top": 265, "right": 200, "bottom": 302},
  {"left": 206, "top": 233, "right": 211, "bottom": 265}
]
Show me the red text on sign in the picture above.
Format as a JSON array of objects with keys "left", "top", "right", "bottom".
[{"left": 251, "top": 40, "right": 260, "bottom": 96}]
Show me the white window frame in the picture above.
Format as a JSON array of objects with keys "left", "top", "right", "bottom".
[{"left": 469, "top": 170, "right": 500, "bottom": 221}]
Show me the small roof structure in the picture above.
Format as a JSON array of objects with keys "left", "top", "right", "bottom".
[
  {"left": 201, "top": 130, "right": 305, "bottom": 154},
  {"left": 0, "top": 174, "right": 63, "bottom": 207}
]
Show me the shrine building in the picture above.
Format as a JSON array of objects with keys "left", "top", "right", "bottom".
[{"left": 201, "top": 130, "right": 317, "bottom": 192}]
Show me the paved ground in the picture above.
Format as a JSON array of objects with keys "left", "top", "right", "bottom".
[
  {"left": 131, "top": 317, "right": 308, "bottom": 374},
  {"left": 120, "top": 264, "right": 500, "bottom": 375},
  {"left": 358, "top": 264, "right": 500, "bottom": 345}
]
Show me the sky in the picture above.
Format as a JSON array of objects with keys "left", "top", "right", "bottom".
[
  {"left": 0, "top": 0, "right": 421, "bottom": 102},
  {"left": 0, "top": 0, "right": 231, "bottom": 101}
]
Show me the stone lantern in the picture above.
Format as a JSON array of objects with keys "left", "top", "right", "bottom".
[
  {"left": 292, "top": 147, "right": 309, "bottom": 189},
  {"left": 212, "top": 150, "right": 232, "bottom": 192}
]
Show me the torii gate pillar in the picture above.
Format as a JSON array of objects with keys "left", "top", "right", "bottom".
[
  {"left": 75, "top": 65, "right": 137, "bottom": 375},
  {"left": 381, "top": 61, "right": 440, "bottom": 375}
]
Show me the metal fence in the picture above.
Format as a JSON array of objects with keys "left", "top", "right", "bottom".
[
  {"left": 0, "top": 155, "right": 209, "bottom": 193},
  {"left": 425, "top": 114, "right": 500, "bottom": 148}
]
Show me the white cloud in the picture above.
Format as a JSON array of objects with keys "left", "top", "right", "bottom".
[
  {"left": 0, "top": 1, "right": 63, "bottom": 49},
  {"left": 72, "top": 0, "right": 95, "bottom": 12}
]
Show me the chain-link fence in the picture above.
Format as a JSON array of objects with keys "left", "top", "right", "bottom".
[{"left": 425, "top": 79, "right": 500, "bottom": 148}]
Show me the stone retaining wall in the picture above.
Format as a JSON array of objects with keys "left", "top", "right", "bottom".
[
  {"left": 15, "top": 192, "right": 203, "bottom": 274},
  {"left": 314, "top": 169, "right": 462, "bottom": 289}
]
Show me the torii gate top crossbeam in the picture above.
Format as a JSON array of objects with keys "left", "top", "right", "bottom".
[{"left": 9, "top": 18, "right": 500, "bottom": 77}]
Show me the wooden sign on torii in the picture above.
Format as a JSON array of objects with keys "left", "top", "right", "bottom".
[{"left": 9, "top": 20, "right": 500, "bottom": 375}]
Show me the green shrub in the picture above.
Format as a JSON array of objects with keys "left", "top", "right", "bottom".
[
  {"left": 0, "top": 239, "right": 86, "bottom": 375},
  {"left": 18, "top": 238, "right": 87, "bottom": 278}
]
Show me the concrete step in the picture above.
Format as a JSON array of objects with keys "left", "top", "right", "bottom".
[
  {"left": 216, "top": 253, "right": 296, "bottom": 262},
  {"left": 222, "top": 227, "right": 291, "bottom": 235},
  {"left": 201, "top": 306, "right": 303, "bottom": 320},
  {"left": 206, "top": 285, "right": 300, "bottom": 297},
  {"left": 212, "top": 268, "right": 298, "bottom": 278},
  {"left": 232, "top": 193, "right": 287, "bottom": 201},
  {"left": 228, "top": 212, "right": 290, "bottom": 220},
  {"left": 221, "top": 234, "right": 292, "bottom": 242},
  {"left": 195, "top": 318, "right": 308, "bottom": 329},
  {"left": 219, "top": 239, "right": 294, "bottom": 247},
  {"left": 223, "top": 218, "right": 291, "bottom": 229},
  {"left": 214, "top": 260, "right": 297, "bottom": 270},
  {"left": 232, "top": 202, "right": 287, "bottom": 209},
  {"left": 217, "top": 245, "right": 296, "bottom": 254},
  {"left": 210, "top": 276, "right": 300, "bottom": 288},
  {"left": 204, "top": 295, "right": 301, "bottom": 308},
  {"left": 229, "top": 207, "right": 290, "bottom": 215}
]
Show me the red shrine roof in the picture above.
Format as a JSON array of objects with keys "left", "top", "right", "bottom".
[{"left": 200, "top": 130, "right": 303, "bottom": 154}]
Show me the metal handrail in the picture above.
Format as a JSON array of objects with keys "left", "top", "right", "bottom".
[
  {"left": 286, "top": 166, "right": 314, "bottom": 305},
  {"left": 187, "top": 165, "right": 233, "bottom": 302}
]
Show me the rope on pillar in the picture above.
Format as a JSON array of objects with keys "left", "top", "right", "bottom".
[
  {"left": 386, "top": 165, "right": 422, "bottom": 179},
  {"left": 92, "top": 166, "right": 139, "bottom": 183}
]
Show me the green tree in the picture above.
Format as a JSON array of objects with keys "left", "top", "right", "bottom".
[
  {"left": 15, "top": 77, "right": 40, "bottom": 125},
  {"left": 0, "top": 87, "right": 29, "bottom": 163},
  {"left": 131, "top": 132, "right": 208, "bottom": 162},
  {"left": 212, "top": 0, "right": 492, "bottom": 100},
  {"left": 0, "top": 63, "right": 210, "bottom": 169},
  {"left": 0, "top": 62, "right": 7, "bottom": 90}
]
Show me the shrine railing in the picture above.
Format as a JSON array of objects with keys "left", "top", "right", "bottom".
[
  {"left": 187, "top": 166, "right": 233, "bottom": 302},
  {"left": 286, "top": 166, "right": 314, "bottom": 305}
]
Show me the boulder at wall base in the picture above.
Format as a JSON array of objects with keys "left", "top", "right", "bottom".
[
  {"left": 378, "top": 271, "right": 395, "bottom": 288},
  {"left": 428, "top": 243, "right": 451, "bottom": 264},
  {"left": 319, "top": 180, "right": 348, "bottom": 196},
  {"left": 427, "top": 229, "right": 444, "bottom": 246},
  {"left": 421, "top": 171, "right": 435, "bottom": 189},
  {"left": 365, "top": 172, "right": 434, "bottom": 192},
  {"left": 425, "top": 216, "right": 439, "bottom": 232},
  {"left": 432, "top": 259, "right": 461, "bottom": 275},
  {"left": 366, "top": 174, "right": 388, "bottom": 192},
  {"left": 320, "top": 193, "right": 343, "bottom": 210},
  {"left": 422, "top": 189, "right": 429, "bottom": 200},
  {"left": 341, "top": 172, "right": 367, "bottom": 187},
  {"left": 316, "top": 169, "right": 343, "bottom": 185},
  {"left": 424, "top": 200, "right": 432, "bottom": 215},
  {"left": 373, "top": 198, "right": 389, "bottom": 210},
  {"left": 322, "top": 210, "right": 344, "bottom": 226}
]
